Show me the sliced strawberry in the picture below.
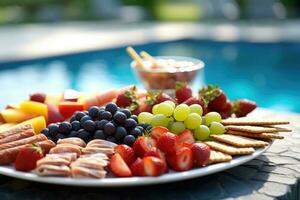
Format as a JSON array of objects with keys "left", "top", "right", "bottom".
[
  {"left": 191, "top": 143, "right": 211, "bottom": 167},
  {"left": 130, "top": 158, "right": 145, "bottom": 176},
  {"left": 157, "top": 132, "right": 177, "bottom": 154},
  {"left": 175, "top": 82, "right": 193, "bottom": 104},
  {"left": 199, "top": 85, "right": 228, "bottom": 111},
  {"left": 144, "top": 147, "right": 168, "bottom": 172},
  {"left": 166, "top": 147, "right": 193, "bottom": 171},
  {"left": 150, "top": 126, "right": 169, "bottom": 140},
  {"left": 110, "top": 153, "right": 132, "bottom": 177},
  {"left": 143, "top": 156, "right": 166, "bottom": 176},
  {"left": 114, "top": 145, "right": 136, "bottom": 166},
  {"left": 133, "top": 136, "right": 157, "bottom": 158},
  {"left": 15, "top": 143, "right": 44, "bottom": 172},
  {"left": 233, "top": 99, "right": 257, "bottom": 117},
  {"left": 177, "top": 130, "right": 195, "bottom": 145}
]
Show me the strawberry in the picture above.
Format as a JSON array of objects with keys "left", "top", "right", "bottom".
[
  {"left": 133, "top": 136, "right": 157, "bottom": 158},
  {"left": 131, "top": 156, "right": 166, "bottom": 176},
  {"left": 175, "top": 82, "right": 192, "bottom": 104},
  {"left": 150, "top": 126, "right": 169, "bottom": 140},
  {"left": 191, "top": 143, "right": 211, "bottom": 167},
  {"left": 177, "top": 130, "right": 195, "bottom": 145},
  {"left": 109, "top": 153, "right": 132, "bottom": 177},
  {"left": 29, "top": 93, "right": 46, "bottom": 103},
  {"left": 219, "top": 100, "right": 233, "bottom": 119},
  {"left": 183, "top": 96, "right": 205, "bottom": 107},
  {"left": 116, "top": 86, "right": 139, "bottom": 111},
  {"left": 155, "top": 92, "right": 174, "bottom": 104},
  {"left": 15, "top": 143, "right": 44, "bottom": 172},
  {"left": 199, "top": 85, "right": 228, "bottom": 111},
  {"left": 157, "top": 132, "right": 177, "bottom": 154},
  {"left": 144, "top": 147, "right": 168, "bottom": 172},
  {"left": 130, "top": 158, "right": 145, "bottom": 176},
  {"left": 114, "top": 145, "right": 136, "bottom": 166},
  {"left": 142, "top": 156, "right": 166, "bottom": 176},
  {"left": 233, "top": 99, "right": 257, "bottom": 117},
  {"left": 166, "top": 147, "right": 193, "bottom": 171}
]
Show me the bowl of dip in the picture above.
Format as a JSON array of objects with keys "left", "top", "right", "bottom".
[{"left": 131, "top": 56, "right": 205, "bottom": 91}]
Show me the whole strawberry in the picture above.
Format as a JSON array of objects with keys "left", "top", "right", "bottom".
[
  {"left": 219, "top": 100, "right": 233, "bottom": 119},
  {"left": 175, "top": 82, "right": 192, "bottom": 104},
  {"left": 233, "top": 99, "right": 257, "bottom": 117},
  {"left": 15, "top": 143, "right": 44, "bottom": 172},
  {"left": 199, "top": 85, "right": 228, "bottom": 111},
  {"left": 116, "top": 86, "right": 138, "bottom": 111}
]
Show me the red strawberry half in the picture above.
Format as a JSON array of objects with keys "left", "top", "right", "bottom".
[
  {"left": 116, "top": 86, "right": 139, "bottom": 111},
  {"left": 166, "top": 147, "right": 193, "bottom": 171},
  {"left": 110, "top": 153, "right": 132, "bottom": 177},
  {"left": 133, "top": 136, "right": 157, "bottom": 158},
  {"left": 114, "top": 144, "right": 136, "bottom": 166}
]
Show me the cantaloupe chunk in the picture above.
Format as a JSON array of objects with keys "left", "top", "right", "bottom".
[
  {"left": 19, "top": 101, "right": 48, "bottom": 120},
  {"left": 0, "top": 109, "right": 34, "bottom": 123},
  {"left": 19, "top": 116, "right": 46, "bottom": 134}
]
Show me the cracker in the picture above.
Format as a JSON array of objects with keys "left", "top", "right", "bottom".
[
  {"left": 221, "top": 117, "right": 289, "bottom": 126},
  {"left": 210, "top": 134, "right": 269, "bottom": 148},
  {"left": 225, "top": 125, "right": 279, "bottom": 134},
  {"left": 208, "top": 150, "right": 232, "bottom": 164},
  {"left": 263, "top": 125, "right": 292, "bottom": 132},
  {"left": 205, "top": 141, "right": 255, "bottom": 155},
  {"left": 226, "top": 130, "right": 284, "bottom": 139}
]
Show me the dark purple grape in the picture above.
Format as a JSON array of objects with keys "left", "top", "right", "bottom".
[
  {"left": 105, "top": 103, "right": 118, "bottom": 115},
  {"left": 58, "top": 122, "right": 72, "bottom": 135},
  {"left": 48, "top": 123, "right": 59, "bottom": 136},
  {"left": 80, "top": 115, "right": 92, "bottom": 124},
  {"left": 74, "top": 111, "right": 86, "bottom": 121},
  {"left": 113, "top": 111, "right": 127, "bottom": 124},
  {"left": 103, "top": 122, "right": 116, "bottom": 135},
  {"left": 71, "top": 121, "right": 81, "bottom": 131},
  {"left": 124, "top": 118, "right": 137, "bottom": 130},
  {"left": 96, "top": 119, "right": 109, "bottom": 130},
  {"left": 101, "top": 111, "right": 112, "bottom": 120},
  {"left": 88, "top": 106, "right": 99, "bottom": 118},
  {"left": 82, "top": 120, "right": 96, "bottom": 132},
  {"left": 77, "top": 129, "right": 91, "bottom": 142},
  {"left": 94, "top": 130, "right": 105, "bottom": 140},
  {"left": 120, "top": 108, "right": 131, "bottom": 118},
  {"left": 69, "top": 131, "right": 78, "bottom": 137},
  {"left": 41, "top": 128, "right": 50, "bottom": 137},
  {"left": 115, "top": 126, "right": 127, "bottom": 140},
  {"left": 131, "top": 115, "right": 138, "bottom": 123},
  {"left": 130, "top": 128, "right": 142, "bottom": 138},
  {"left": 106, "top": 136, "right": 117, "bottom": 144},
  {"left": 123, "top": 135, "right": 135, "bottom": 146}
]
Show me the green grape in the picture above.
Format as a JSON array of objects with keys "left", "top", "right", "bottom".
[
  {"left": 167, "top": 116, "right": 174, "bottom": 123},
  {"left": 164, "top": 100, "right": 176, "bottom": 109},
  {"left": 184, "top": 113, "right": 202, "bottom": 129},
  {"left": 205, "top": 112, "right": 222, "bottom": 125},
  {"left": 168, "top": 121, "right": 174, "bottom": 130},
  {"left": 194, "top": 125, "right": 210, "bottom": 141},
  {"left": 170, "top": 122, "right": 186, "bottom": 135},
  {"left": 209, "top": 122, "right": 225, "bottom": 135},
  {"left": 173, "top": 104, "right": 190, "bottom": 121},
  {"left": 152, "top": 104, "right": 159, "bottom": 115},
  {"left": 151, "top": 114, "right": 169, "bottom": 127},
  {"left": 189, "top": 104, "right": 203, "bottom": 116},
  {"left": 156, "top": 102, "right": 174, "bottom": 117},
  {"left": 138, "top": 112, "right": 154, "bottom": 124}
]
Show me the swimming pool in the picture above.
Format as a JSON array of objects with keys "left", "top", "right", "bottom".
[{"left": 0, "top": 39, "right": 299, "bottom": 113}]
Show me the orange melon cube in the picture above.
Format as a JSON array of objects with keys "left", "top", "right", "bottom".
[
  {"left": 0, "top": 109, "right": 34, "bottom": 123},
  {"left": 19, "top": 116, "right": 46, "bottom": 134},
  {"left": 19, "top": 101, "right": 48, "bottom": 120}
]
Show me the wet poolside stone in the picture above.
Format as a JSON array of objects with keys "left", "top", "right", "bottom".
[{"left": 0, "top": 110, "right": 300, "bottom": 200}]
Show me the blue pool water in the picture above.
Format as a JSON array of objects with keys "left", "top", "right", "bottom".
[{"left": 0, "top": 39, "right": 300, "bottom": 113}]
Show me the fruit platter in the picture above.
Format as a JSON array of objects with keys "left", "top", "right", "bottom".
[{"left": 0, "top": 48, "right": 291, "bottom": 187}]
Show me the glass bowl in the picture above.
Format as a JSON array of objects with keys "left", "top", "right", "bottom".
[{"left": 131, "top": 56, "right": 205, "bottom": 92}]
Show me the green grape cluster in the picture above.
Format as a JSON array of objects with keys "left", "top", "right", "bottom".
[{"left": 138, "top": 102, "right": 225, "bottom": 141}]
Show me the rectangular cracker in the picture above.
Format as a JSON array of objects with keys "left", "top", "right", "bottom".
[
  {"left": 210, "top": 134, "right": 269, "bottom": 148},
  {"left": 263, "top": 125, "right": 292, "bottom": 132},
  {"left": 208, "top": 150, "right": 232, "bottom": 164},
  {"left": 205, "top": 141, "right": 255, "bottom": 155},
  {"left": 0, "top": 124, "right": 32, "bottom": 139},
  {"left": 225, "top": 125, "right": 279, "bottom": 134},
  {"left": 221, "top": 117, "right": 289, "bottom": 126},
  {"left": 226, "top": 130, "right": 284, "bottom": 139}
]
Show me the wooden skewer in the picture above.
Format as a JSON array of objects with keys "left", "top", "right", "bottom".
[
  {"left": 140, "top": 51, "right": 158, "bottom": 65},
  {"left": 126, "top": 46, "right": 145, "bottom": 69}
]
